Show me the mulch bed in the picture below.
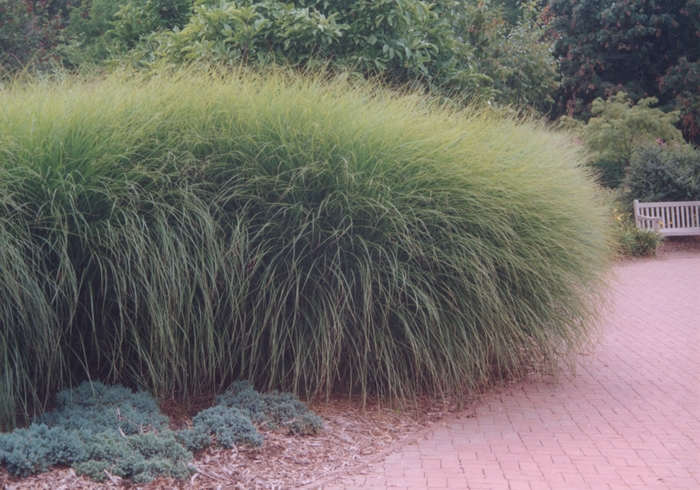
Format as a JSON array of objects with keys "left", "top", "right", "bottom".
[{"left": 657, "top": 235, "right": 700, "bottom": 254}]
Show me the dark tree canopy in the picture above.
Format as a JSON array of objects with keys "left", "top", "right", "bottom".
[
  {"left": 547, "top": 0, "right": 700, "bottom": 140},
  {"left": 0, "top": 0, "right": 72, "bottom": 69}
]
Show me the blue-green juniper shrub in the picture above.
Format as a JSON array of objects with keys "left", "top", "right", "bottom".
[
  {"left": 177, "top": 406, "right": 262, "bottom": 451},
  {"left": 216, "top": 381, "right": 323, "bottom": 435},
  {"left": 0, "top": 382, "right": 193, "bottom": 482},
  {"left": 0, "top": 381, "right": 322, "bottom": 480},
  {"left": 72, "top": 431, "right": 193, "bottom": 483},
  {"left": 39, "top": 381, "right": 169, "bottom": 435},
  {"left": 0, "top": 425, "right": 88, "bottom": 477},
  {"left": 177, "top": 381, "right": 322, "bottom": 452}
]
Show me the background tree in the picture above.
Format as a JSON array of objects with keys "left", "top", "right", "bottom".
[
  {"left": 2, "top": 0, "right": 561, "bottom": 109},
  {"left": 626, "top": 141, "right": 700, "bottom": 203},
  {"left": 134, "top": 0, "right": 559, "bottom": 110},
  {"left": 573, "top": 92, "right": 684, "bottom": 187},
  {"left": 659, "top": 57, "right": 700, "bottom": 144},
  {"left": 546, "top": 0, "right": 700, "bottom": 142},
  {"left": 59, "top": 0, "right": 192, "bottom": 65},
  {"left": 448, "top": 0, "right": 559, "bottom": 112},
  {"left": 0, "top": 0, "right": 70, "bottom": 71},
  {"left": 134, "top": 0, "right": 494, "bottom": 98},
  {"left": 494, "top": 0, "right": 532, "bottom": 24}
]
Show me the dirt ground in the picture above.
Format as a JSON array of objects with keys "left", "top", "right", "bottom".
[{"left": 657, "top": 234, "right": 700, "bottom": 254}]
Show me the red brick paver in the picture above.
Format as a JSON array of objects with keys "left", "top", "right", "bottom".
[{"left": 325, "top": 252, "right": 700, "bottom": 490}]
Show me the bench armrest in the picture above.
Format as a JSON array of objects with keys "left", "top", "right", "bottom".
[{"left": 635, "top": 215, "right": 662, "bottom": 231}]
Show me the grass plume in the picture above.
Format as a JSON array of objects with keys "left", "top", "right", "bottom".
[{"left": 0, "top": 68, "right": 612, "bottom": 429}]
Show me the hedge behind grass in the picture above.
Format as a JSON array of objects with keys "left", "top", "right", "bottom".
[{"left": 0, "top": 69, "right": 612, "bottom": 429}]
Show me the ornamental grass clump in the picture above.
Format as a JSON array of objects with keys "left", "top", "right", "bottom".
[{"left": 0, "top": 69, "right": 612, "bottom": 430}]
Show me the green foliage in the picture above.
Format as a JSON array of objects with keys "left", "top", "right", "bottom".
[
  {"left": 110, "top": 0, "right": 192, "bottom": 50},
  {"left": 133, "top": 0, "right": 490, "bottom": 97},
  {"left": 660, "top": 57, "right": 700, "bottom": 144},
  {"left": 619, "top": 227, "right": 664, "bottom": 257},
  {"left": 626, "top": 143, "right": 700, "bottom": 203},
  {"left": 547, "top": 0, "right": 700, "bottom": 139},
  {"left": 494, "top": 0, "right": 532, "bottom": 24},
  {"left": 59, "top": 0, "right": 193, "bottom": 65},
  {"left": 578, "top": 92, "right": 684, "bottom": 187},
  {"left": 603, "top": 192, "right": 663, "bottom": 258},
  {"left": 2, "top": 0, "right": 558, "bottom": 107},
  {"left": 0, "top": 382, "right": 192, "bottom": 482},
  {"left": 0, "top": 69, "right": 612, "bottom": 430},
  {"left": 0, "top": 0, "right": 69, "bottom": 71},
  {"left": 446, "top": 0, "right": 559, "bottom": 112},
  {"left": 58, "top": 0, "right": 122, "bottom": 65}
]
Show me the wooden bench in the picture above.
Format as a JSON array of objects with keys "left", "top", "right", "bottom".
[{"left": 633, "top": 199, "right": 700, "bottom": 236}]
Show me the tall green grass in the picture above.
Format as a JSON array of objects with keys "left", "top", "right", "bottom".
[{"left": 0, "top": 69, "right": 612, "bottom": 429}]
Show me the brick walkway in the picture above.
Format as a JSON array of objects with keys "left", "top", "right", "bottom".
[{"left": 325, "top": 252, "right": 700, "bottom": 490}]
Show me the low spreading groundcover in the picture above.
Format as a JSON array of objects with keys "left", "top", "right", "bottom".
[
  {"left": 0, "top": 69, "right": 612, "bottom": 431},
  {"left": 0, "top": 381, "right": 321, "bottom": 481}
]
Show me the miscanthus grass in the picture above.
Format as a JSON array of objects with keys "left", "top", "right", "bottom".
[{"left": 0, "top": 69, "right": 612, "bottom": 429}]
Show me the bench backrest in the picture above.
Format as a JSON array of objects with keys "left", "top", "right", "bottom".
[{"left": 633, "top": 200, "right": 700, "bottom": 235}]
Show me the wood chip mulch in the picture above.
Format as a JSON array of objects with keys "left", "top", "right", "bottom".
[
  {"left": 657, "top": 235, "right": 700, "bottom": 254},
  {"left": 0, "top": 392, "right": 485, "bottom": 490}
]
